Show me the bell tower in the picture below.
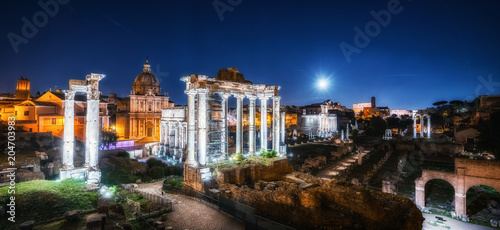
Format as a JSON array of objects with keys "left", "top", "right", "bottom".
[{"left": 16, "top": 77, "right": 31, "bottom": 100}]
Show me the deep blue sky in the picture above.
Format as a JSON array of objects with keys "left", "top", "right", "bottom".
[{"left": 1, "top": 0, "right": 499, "bottom": 109}]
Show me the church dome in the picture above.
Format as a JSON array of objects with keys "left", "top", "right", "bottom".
[{"left": 132, "top": 59, "right": 161, "bottom": 95}]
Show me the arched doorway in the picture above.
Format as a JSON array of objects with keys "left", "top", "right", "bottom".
[
  {"left": 466, "top": 185, "right": 500, "bottom": 224},
  {"left": 145, "top": 122, "right": 154, "bottom": 137},
  {"left": 425, "top": 179, "right": 455, "bottom": 211}
]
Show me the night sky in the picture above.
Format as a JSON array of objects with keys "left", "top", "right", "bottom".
[{"left": 1, "top": 0, "right": 499, "bottom": 109}]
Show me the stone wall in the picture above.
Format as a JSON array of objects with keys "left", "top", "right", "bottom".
[
  {"left": 455, "top": 158, "right": 500, "bottom": 180},
  {"left": 220, "top": 173, "right": 423, "bottom": 229},
  {"left": 217, "top": 159, "right": 293, "bottom": 185}
]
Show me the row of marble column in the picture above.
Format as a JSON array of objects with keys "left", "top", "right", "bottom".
[
  {"left": 159, "top": 121, "right": 187, "bottom": 150},
  {"left": 62, "top": 90, "right": 100, "bottom": 170},
  {"left": 186, "top": 89, "right": 283, "bottom": 167},
  {"left": 319, "top": 115, "right": 336, "bottom": 133},
  {"left": 412, "top": 113, "right": 431, "bottom": 139}
]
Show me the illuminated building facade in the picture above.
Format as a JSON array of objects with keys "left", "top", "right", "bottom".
[
  {"left": 299, "top": 100, "right": 340, "bottom": 138},
  {"left": 0, "top": 78, "right": 109, "bottom": 141},
  {"left": 115, "top": 59, "right": 175, "bottom": 140}
]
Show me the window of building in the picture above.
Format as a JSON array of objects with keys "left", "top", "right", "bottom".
[
  {"left": 51, "top": 118, "right": 57, "bottom": 125},
  {"left": 149, "top": 105, "right": 152, "bottom": 112},
  {"left": 15, "top": 111, "right": 17, "bottom": 116},
  {"left": 24, "top": 111, "right": 29, "bottom": 116}
]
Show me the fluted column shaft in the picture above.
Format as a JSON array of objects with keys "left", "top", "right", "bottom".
[
  {"left": 235, "top": 94, "right": 245, "bottom": 154},
  {"left": 197, "top": 89, "right": 208, "bottom": 165},
  {"left": 272, "top": 96, "right": 280, "bottom": 152},
  {"left": 186, "top": 90, "right": 197, "bottom": 166},
  {"left": 63, "top": 90, "right": 76, "bottom": 169},
  {"left": 248, "top": 95, "right": 257, "bottom": 155},
  {"left": 260, "top": 96, "right": 269, "bottom": 151}
]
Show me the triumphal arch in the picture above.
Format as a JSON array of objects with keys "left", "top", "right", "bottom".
[
  {"left": 60, "top": 73, "right": 104, "bottom": 184},
  {"left": 181, "top": 68, "right": 285, "bottom": 191}
]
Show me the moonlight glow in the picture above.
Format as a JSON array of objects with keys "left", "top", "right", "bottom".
[{"left": 316, "top": 77, "right": 330, "bottom": 91}]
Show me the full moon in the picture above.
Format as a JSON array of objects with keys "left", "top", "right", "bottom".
[{"left": 317, "top": 78, "right": 329, "bottom": 90}]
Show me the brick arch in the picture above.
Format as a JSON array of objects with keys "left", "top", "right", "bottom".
[
  {"left": 415, "top": 158, "right": 500, "bottom": 217},
  {"left": 465, "top": 179, "right": 500, "bottom": 197}
]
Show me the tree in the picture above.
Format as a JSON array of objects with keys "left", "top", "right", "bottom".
[
  {"left": 366, "top": 116, "right": 387, "bottom": 137},
  {"left": 386, "top": 116, "right": 400, "bottom": 129},
  {"left": 433, "top": 101, "right": 448, "bottom": 107},
  {"left": 476, "top": 111, "right": 500, "bottom": 161}
]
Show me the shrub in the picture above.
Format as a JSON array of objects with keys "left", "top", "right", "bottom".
[
  {"left": 148, "top": 166, "right": 165, "bottom": 179},
  {"left": 262, "top": 149, "right": 277, "bottom": 158},
  {"left": 146, "top": 158, "right": 166, "bottom": 168},
  {"left": 231, "top": 152, "right": 245, "bottom": 161},
  {"left": 116, "top": 150, "right": 130, "bottom": 158},
  {"left": 166, "top": 178, "right": 184, "bottom": 188},
  {"left": 259, "top": 148, "right": 266, "bottom": 155}
]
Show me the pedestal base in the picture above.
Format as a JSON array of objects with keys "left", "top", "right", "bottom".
[
  {"left": 86, "top": 170, "right": 101, "bottom": 185},
  {"left": 184, "top": 164, "right": 211, "bottom": 192},
  {"left": 60, "top": 168, "right": 88, "bottom": 181},
  {"left": 59, "top": 167, "right": 101, "bottom": 185}
]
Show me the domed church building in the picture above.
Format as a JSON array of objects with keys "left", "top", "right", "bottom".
[{"left": 115, "top": 59, "right": 174, "bottom": 140}]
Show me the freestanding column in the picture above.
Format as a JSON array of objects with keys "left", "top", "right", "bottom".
[
  {"left": 186, "top": 90, "right": 197, "bottom": 166},
  {"left": 412, "top": 110, "right": 417, "bottom": 139},
  {"left": 260, "top": 95, "right": 269, "bottom": 151},
  {"left": 248, "top": 95, "right": 257, "bottom": 155},
  {"left": 272, "top": 96, "right": 280, "bottom": 152},
  {"left": 346, "top": 123, "right": 350, "bottom": 140},
  {"left": 419, "top": 115, "right": 423, "bottom": 138},
  {"left": 220, "top": 93, "right": 230, "bottom": 156},
  {"left": 427, "top": 114, "right": 431, "bottom": 139},
  {"left": 87, "top": 90, "right": 100, "bottom": 169},
  {"left": 280, "top": 111, "right": 285, "bottom": 144},
  {"left": 235, "top": 94, "right": 245, "bottom": 154},
  {"left": 197, "top": 89, "right": 208, "bottom": 166},
  {"left": 63, "top": 90, "right": 76, "bottom": 170}
]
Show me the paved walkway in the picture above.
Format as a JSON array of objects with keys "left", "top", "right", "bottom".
[
  {"left": 422, "top": 213, "right": 494, "bottom": 230},
  {"left": 315, "top": 150, "right": 368, "bottom": 179},
  {"left": 136, "top": 181, "right": 245, "bottom": 230}
]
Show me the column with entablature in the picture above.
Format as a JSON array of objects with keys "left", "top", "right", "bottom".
[
  {"left": 186, "top": 90, "right": 197, "bottom": 166},
  {"left": 248, "top": 95, "right": 257, "bottom": 155},
  {"left": 235, "top": 94, "right": 245, "bottom": 154},
  {"left": 220, "top": 93, "right": 230, "bottom": 156},
  {"left": 197, "top": 89, "right": 208, "bottom": 165},
  {"left": 259, "top": 95, "right": 269, "bottom": 151},
  {"left": 87, "top": 89, "right": 100, "bottom": 169},
  {"left": 272, "top": 96, "right": 280, "bottom": 152},
  {"left": 63, "top": 90, "right": 76, "bottom": 169},
  {"left": 427, "top": 114, "right": 431, "bottom": 139}
]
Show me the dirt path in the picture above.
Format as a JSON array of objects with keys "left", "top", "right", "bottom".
[
  {"left": 315, "top": 149, "right": 368, "bottom": 179},
  {"left": 136, "top": 181, "right": 245, "bottom": 230}
]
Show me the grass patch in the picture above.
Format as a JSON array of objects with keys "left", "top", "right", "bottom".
[{"left": 0, "top": 179, "right": 98, "bottom": 230}]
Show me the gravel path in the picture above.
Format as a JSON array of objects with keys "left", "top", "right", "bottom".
[
  {"left": 422, "top": 213, "right": 494, "bottom": 230},
  {"left": 136, "top": 181, "right": 245, "bottom": 230}
]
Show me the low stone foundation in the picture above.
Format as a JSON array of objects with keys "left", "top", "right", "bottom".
[
  {"left": 60, "top": 168, "right": 87, "bottom": 180},
  {"left": 216, "top": 159, "right": 293, "bottom": 185},
  {"left": 184, "top": 164, "right": 210, "bottom": 192}
]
